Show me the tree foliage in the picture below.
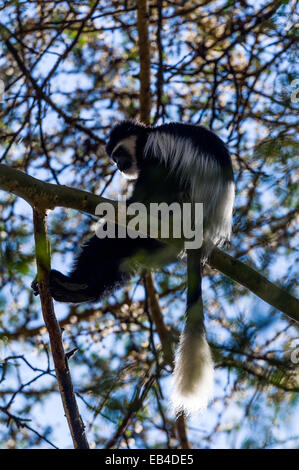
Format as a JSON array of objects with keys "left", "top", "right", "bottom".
[{"left": 0, "top": 0, "right": 298, "bottom": 449}]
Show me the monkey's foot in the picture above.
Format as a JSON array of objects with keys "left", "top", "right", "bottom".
[
  {"left": 49, "top": 270, "right": 98, "bottom": 303},
  {"left": 31, "top": 270, "right": 98, "bottom": 303},
  {"left": 31, "top": 277, "right": 39, "bottom": 296}
]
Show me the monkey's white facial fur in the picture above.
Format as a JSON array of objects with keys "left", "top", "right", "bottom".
[{"left": 111, "top": 135, "right": 139, "bottom": 180}]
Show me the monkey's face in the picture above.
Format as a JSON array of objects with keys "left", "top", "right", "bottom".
[{"left": 109, "top": 135, "right": 139, "bottom": 180}]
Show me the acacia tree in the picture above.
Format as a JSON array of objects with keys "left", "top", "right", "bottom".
[{"left": 0, "top": 0, "right": 298, "bottom": 449}]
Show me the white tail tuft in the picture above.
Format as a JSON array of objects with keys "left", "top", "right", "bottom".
[{"left": 171, "top": 326, "right": 214, "bottom": 415}]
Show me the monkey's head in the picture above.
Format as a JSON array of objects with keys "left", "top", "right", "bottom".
[{"left": 105, "top": 120, "right": 147, "bottom": 179}]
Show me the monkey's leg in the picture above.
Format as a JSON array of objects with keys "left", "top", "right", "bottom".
[
  {"left": 50, "top": 235, "right": 139, "bottom": 303},
  {"left": 31, "top": 266, "right": 105, "bottom": 303},
  {"left": 33, "top": 229, "right": 171, "bottom": 303}
]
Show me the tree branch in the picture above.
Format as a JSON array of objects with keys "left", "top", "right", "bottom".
[
  {"left": 137, "top": 0, "right": 151, "bottom": 125},
  {"left": 145, "top": 273, "right": 174, "bottom": 365},
  {"left": 136, "top": 0, "right": 191, "bottom": 448},
  {"left": 0, "top": 164, "right": 298, "bottom": 320},
  {"left": 209, "top": 248, "right": 299, "bottom": 323},
  {"left": 32, "top": 208, "right": 89, "bottom": 449},
  {"left": 0, "top": 24, "right": 102, "bottom": 144}
]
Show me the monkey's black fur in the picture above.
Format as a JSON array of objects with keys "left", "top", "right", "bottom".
[
  {"left": 32, "top": 120, "right": 235, "bottom": 414},
  {"left": 32, "top": 120, "right": 233, "bottom": 304}
]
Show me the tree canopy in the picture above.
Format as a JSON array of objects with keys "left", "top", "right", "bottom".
[{"left": 0, "top": 0, "right": 298, "bottom": 449}]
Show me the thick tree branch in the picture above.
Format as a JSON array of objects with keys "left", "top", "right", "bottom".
[
  {"left": 0, "top": 162, "right": 111, "bottom": 213},
  {"left": 209, "top": 248, "right": 299, "bottom": 323},
  {"left": 0, "top": 164, "right": 298, "bottom": 320}
]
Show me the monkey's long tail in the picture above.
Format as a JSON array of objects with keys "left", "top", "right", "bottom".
[{"left": 171, "top": 249, "right": 214, "bottom": 415}]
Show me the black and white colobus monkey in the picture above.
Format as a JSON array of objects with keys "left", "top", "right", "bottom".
[{"left": 33, "top": 121, "right": 234, "bottom": 415}]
